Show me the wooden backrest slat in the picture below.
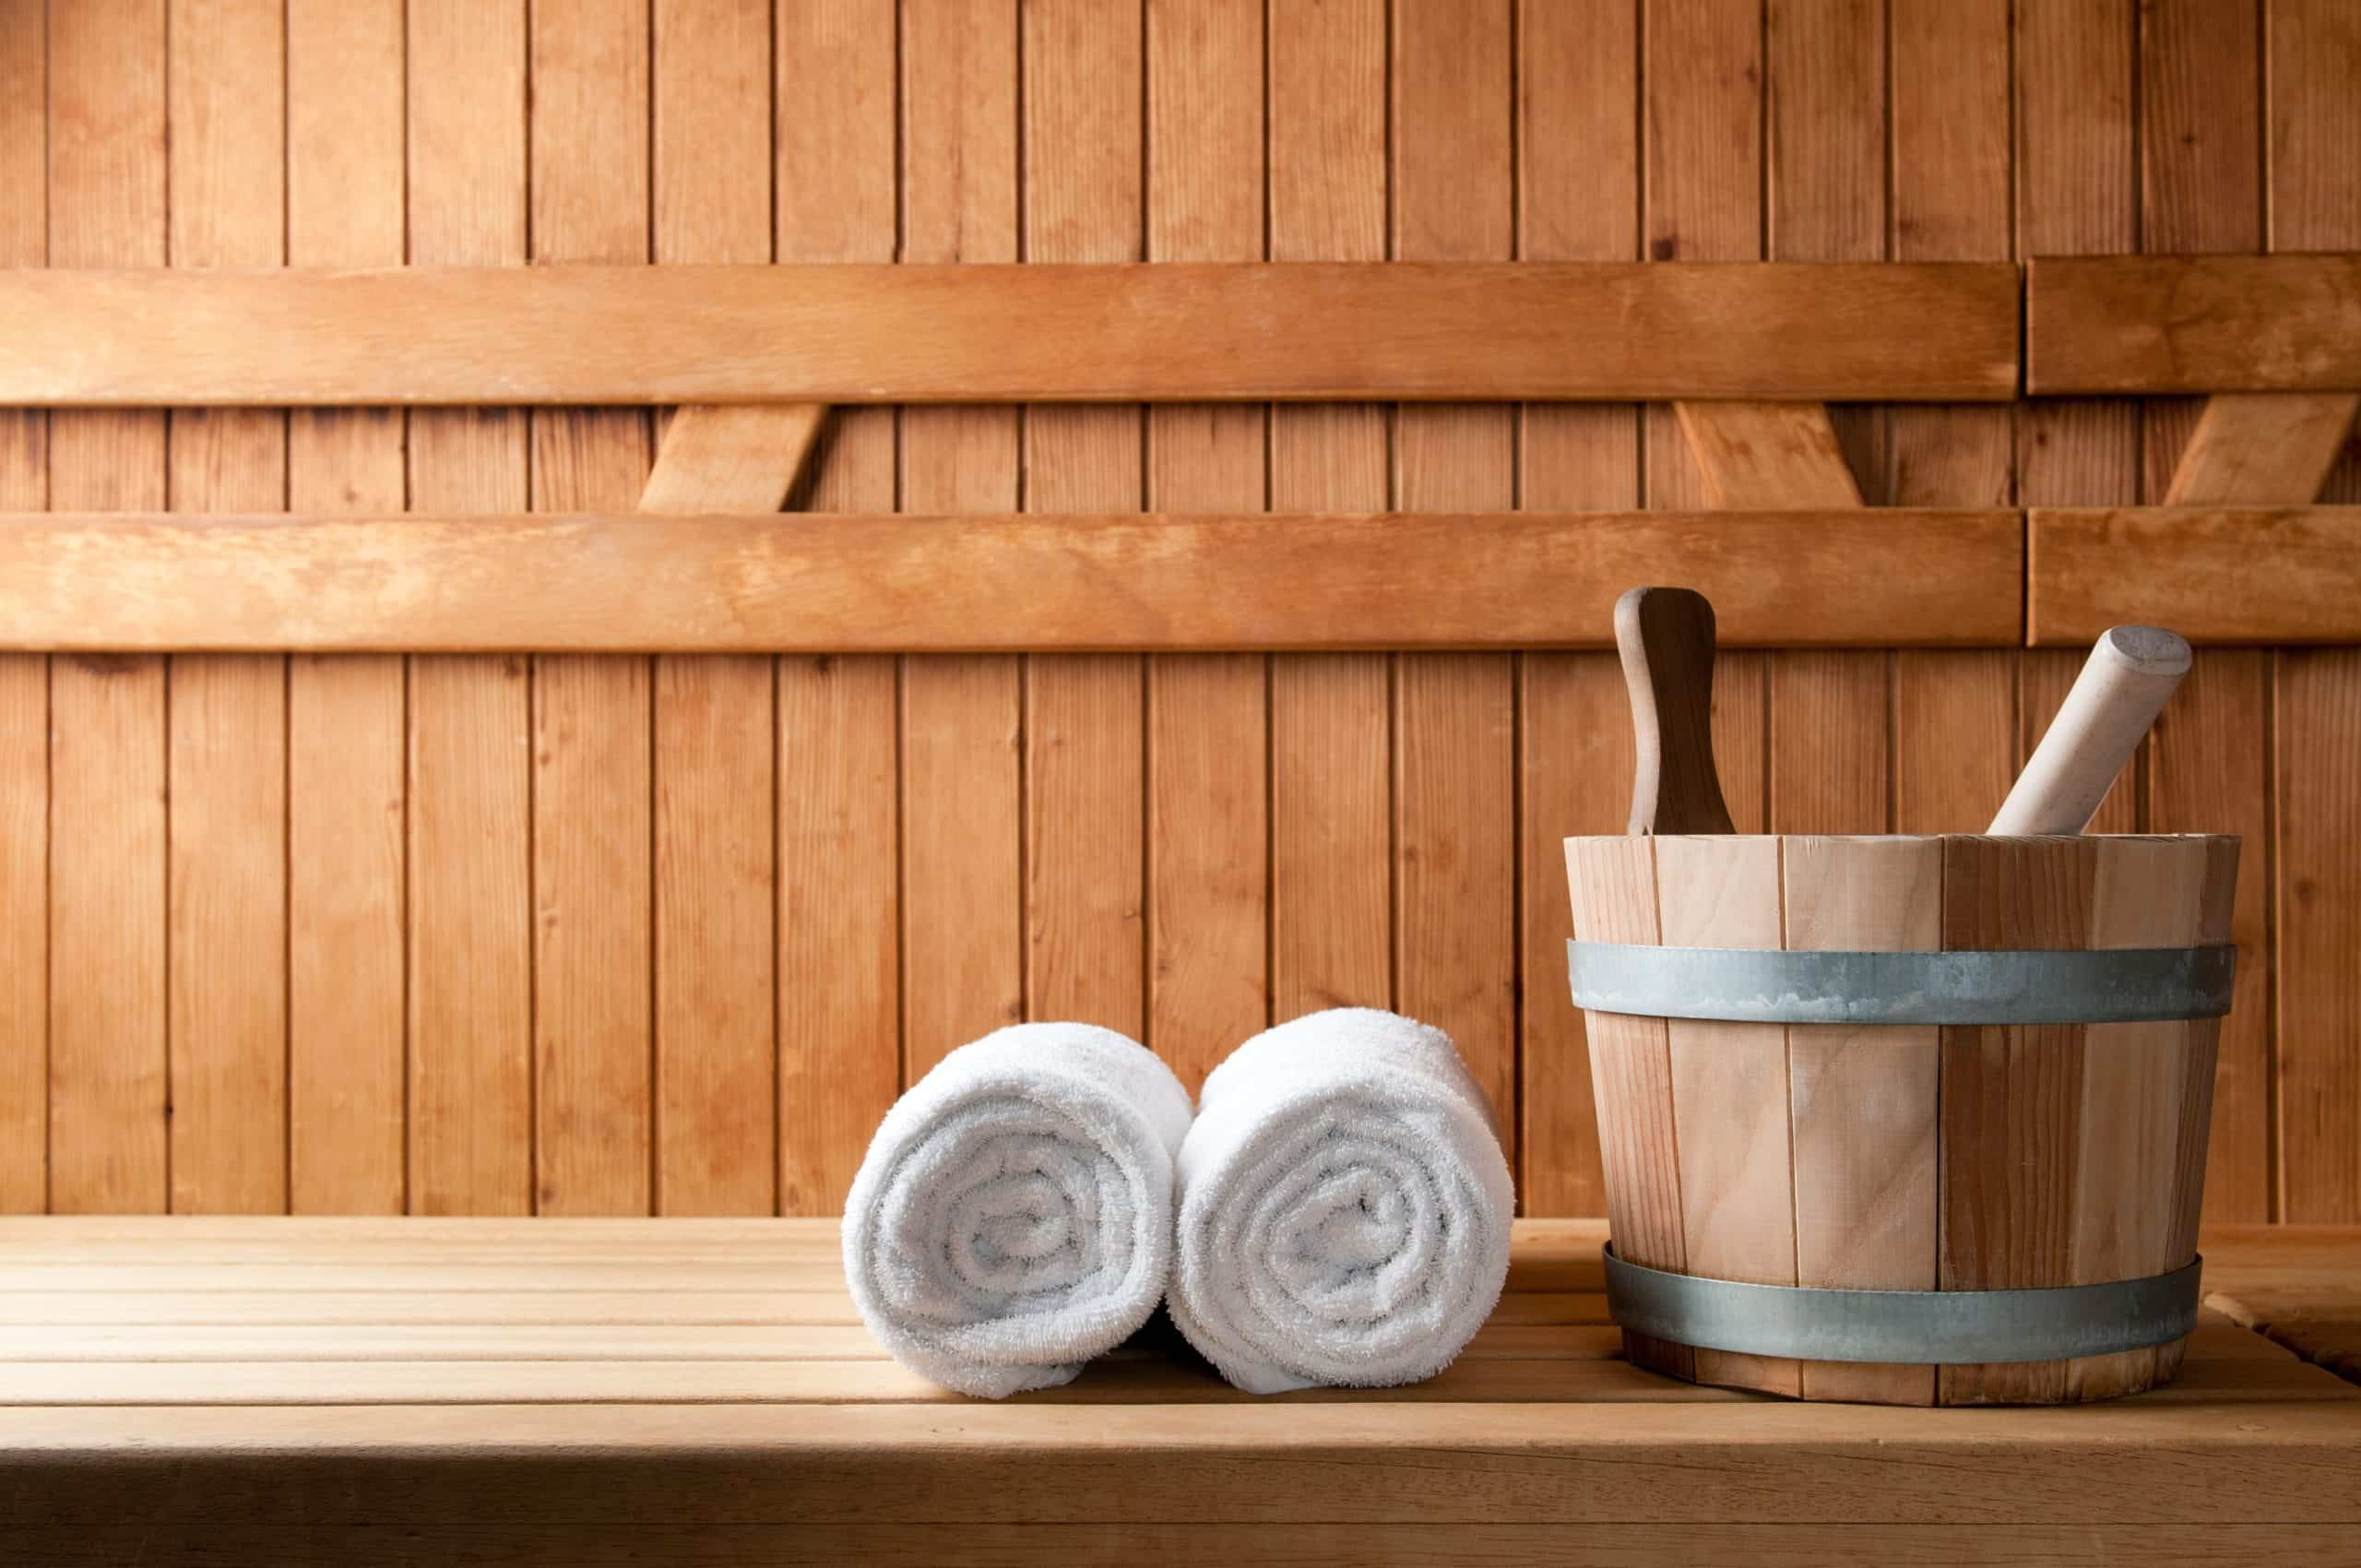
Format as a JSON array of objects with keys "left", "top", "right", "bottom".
[
  {"left": 0, "top": 262, "right": 2022, "bottom": 407},
  {"left": 2027, "top": 254, "right": 2361, "bottom": 395}
]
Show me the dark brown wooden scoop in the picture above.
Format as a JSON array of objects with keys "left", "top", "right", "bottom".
[{"left": 1615, "top": 586, "right": 1734, "bottom": 836}]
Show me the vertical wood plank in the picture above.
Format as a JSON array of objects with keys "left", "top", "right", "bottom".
[
  {"left": 1267, "top": 0, "right": 1392, "bottom": 1026},
  {"left": 2271, "top": 0, "right": 2361, "bottom": 1222},
  {"left": 286, "top": 0, "right": 409, "bottom": 1215},
  {"left": 1392, "top": 0, "right": 1517, "bottom": 1146},
  {"left": 46, "top": 0, "right": 169, "bottom": 1215},
  {"left": 899, "top": 0, "right": 1024, "bottom": 1079},
  {"left": 1516, "top": 0, "right": 1639, "bottom": 1218},
  {"left": 0, "top": 0, "right": 45, "bottom": 1213},
  {"left": 406, "top": 0, "right": 533, "bottom": 1216},
  {"left": 1890, "top": 0, "right": 2016, "bottom": 834},
  {"left": 2017, "top": 0, "right": 2142, "bottom": 835},
  {"left": 1785, "top": 836, "right": 1941, "bottom": 1406},
  {"left": 165, "top": 0, "right": 290, "bottom": 1216},
  {"left": 1643, "top": 0, "right": 1766, "bottom": 833},
  {"left": 1657, "top": 833, "right": 1799, "bottom": 1398},
  {"left": 775, "top": 0, "right": 900, "bottom": 1214},
  {"left": 1939, "top": 834, "right": 2096, "bottom": 1406},
  {"left": 647, "top": 0, "right": 779, "bottom": 1216},
  {"left": 2069, "top": 835, "right": 2208, "bottom": 1400},
  {"left": 1145, "top": 0, "right": 1268, "bottom": 1093},
  {"left": 1022, "top": 0, "right": 1146, "bottom": 1039},
  {"left": 1562, "top": 835, "right": 1691, "bottom": 1382},
  {"left": 1763, "top": 0, "right": 1886, "bottom": 837},
  {"left": 528, "top": 0, "right": 655, "bottom": 1218},
  {"left": 2136, "top": 0, "right": 2272, "bottom": 1231}
]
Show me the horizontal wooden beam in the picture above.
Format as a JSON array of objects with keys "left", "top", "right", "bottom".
[
  {"left": 2027, "top": 255, "right": 2361, "bottom": 395},
  {"left": 2029, "top": 506, "right": 2361, "bottom": 645},
  {"left": 0, "top": 263, "right": 2021, "bottom": 407},
  {"left": 0, "top": 510, "right": 2023, "bottom": 652}
]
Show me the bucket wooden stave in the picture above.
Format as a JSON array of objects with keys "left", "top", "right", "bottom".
[{"left": 1564, "top": 831, "right": 2238, "bottom": 1406}]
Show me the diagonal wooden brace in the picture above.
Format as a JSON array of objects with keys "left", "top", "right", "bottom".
[
  {"left": 1673, "top": 401, "right": 1863, "bottom": 510},
  {"left": 641, "top": 403, "right": 830, "bottom": 513}
]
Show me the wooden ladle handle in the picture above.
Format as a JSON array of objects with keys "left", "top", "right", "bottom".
[{"left": 1616, "top": 586, "right": 1736, "bottom": 836}]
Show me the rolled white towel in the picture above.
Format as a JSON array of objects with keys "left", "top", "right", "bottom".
[
  {"left": 1169, "top": 1007, "right": 1514, "bottom": 1393},
  {"left": 841, "top": 1022, "right": 1192, "bottom": 1397}
]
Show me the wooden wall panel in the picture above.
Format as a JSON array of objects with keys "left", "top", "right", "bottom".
[
  {"left": 1021, "top": 2, "right": 1147, "bottom": 1042},
  {"left": 773, "top": 0, "right": 898, "bottom": 1218},
  {"left": 1515, "top": 0, "right": 1639, "bottom": 1218},
  {"left": 164, "top": 0, "right": 290, "bottom": 1217},
  {"left": 649, "top": 0, "right": 779, "bottom": 1217},
  {"left": 1890, "top": 0, "right": 2015, "bottom": 835},
  {"left": 286, "top": 0, "right": 408, "bottom": 1216},
  {"left": 1764, "top": 0, "right": 1889, "bottom": 837},
  {"left": 1392, "top": 0, "right": 1518, "bottom": 1153},
  {"left": 2016, "top": 0, "right": 2142, "bottom": 838},
  {"left": 1643, "top": 0, "right": 1767, "bottom": 834},
  {"left": 1267, "top": 0, "right": 1393, "bottom": 1025},
  {"left": 2272, "top": 0, "right": 2361, "bottom": 1222},
  {"left": 2139, "top": 0, "right": 2274, "bottom": 1228},
  {"left": 405, "top": 0, "right": 534, "bottom": 1217},
  {"left": 1145, "top": 0, "right": 1271, "bottom": 1094},
  {"left": 0, "top": 0, "right": 44, "bottom": 1213},
  {"left": 897, "top": 0, "right": 1024, "bottom": 1081},
  {"left": 14, "top": 0, "right": 2361, "bottom": 1226},
  {"left": 46, "top": 0, "right": 169, "bottom": 1216}
]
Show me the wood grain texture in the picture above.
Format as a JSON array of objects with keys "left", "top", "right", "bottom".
[
  {"left": 404, "top": 0, "right": 533, "bottom": 1217},
  {"left": 1561, "top": 837, "right": 1691, "bottom": 1383},
  {"left": 1393, "top": 0, "right": 1517, "bottom": 1151},
  {"left": 1643, "top": 0, "right": 1767, "bottom": 835},
  {"left": 641, "top": 403, "right": 825, "bottom": 517},
  {"left": 2137, "top": 2, "right": 2273, "bottom": 1238},
  {"left": 1267, "top": 0, "right": 1392, "bottom": 1026},
  {"left": 643, "top": 0, "right": 785, "bottom": 1219},
  {"left": 2272, "top": 0, "right": 2361, "bottom": 1224},
  {"left": 0, "top": 0, "right": 43, "bottom": 1214},
  {"left": 1656, "top": 834, "right": 1800, "bottom": 1397},
  {"left": 1145, "top": 0, "right": 1268, "bottom": 1091},
  {"left": 2164, "top": 394, "right": 2358, "bottom": 505},
  {"left": 1891, "top": 0, "right": 2016, "bottom": 837},
  {"left": 770, "top": 0, "right": 899, "bottom": 1217},
  {"left": 527, "top": 0, "right": 655, "bottom": 1219},
  {"left": 2031, "top": 506, "right": 2361, "bottom": 644},
  {"left": 0, "top": 261, "right": 2024, "bottom": 408},
  {"left": 1763, "top": 0, "right": 1888, "bottom": 842},
  {"left": 165, "top": 0, "right": 289, "bottom": 1217},
  {"left": 2068, "top": 836, "right": 2210, "bottom": 1400},
  {"left": 0, "top": 510, "right": 2024, "bottom": 654},
  {"left": 2030, "top": 253, "right": 2361, "bottom": 395},
  {"left": 1672, "top": 401, "right": 1862, "bottom": 509},
  {"left": 1938, "top": 834, "right": 2095, "bottom": 1405},
  {"left": 1514, "top": 0, "right": 1639, "bottom": 1218},
  {"left": 1784, "top": 836, "right": 1940, "bottom": 1405},
  {"left": 2016, "top": 0, "right": 2142, "bottom": 843},
  {"left": 897, "top": 0, "right": 1024, "bottom": 1080},
  {"left": 44, "top": 0, "right": 169, "bottom": 1216},
  {"left": 1021, "top": 0, "right": 1146, "bottom": 1043},
  {"left": 286, "top": 0, "right": 408, "bottom": 1217}
]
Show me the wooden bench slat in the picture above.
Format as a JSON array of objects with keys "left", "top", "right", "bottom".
[
  {"left": 2027, "top": 254, "right": 2361, "bottom": 395},
  {"left": 0, "top": 509, "right": 2024, "bottom": 652},
  {"left": 6, "top": 1396, "right": 2361, "bottom": 1526},
  {"left": 0, "top": 262, "right": 2022, "bottom": 406}
]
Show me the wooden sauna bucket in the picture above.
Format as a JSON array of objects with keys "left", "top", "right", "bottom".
[{"left": 1564, "top": 831, "right": 2239, "bottom": 1406}]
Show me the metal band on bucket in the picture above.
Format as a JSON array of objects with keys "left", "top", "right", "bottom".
[
  {"left": 1600, "top": 1245, "right": 2203, "bottom": 1364},
  {"left": 1567, "top": 942, "right": 2236, "bottom": 1026}
]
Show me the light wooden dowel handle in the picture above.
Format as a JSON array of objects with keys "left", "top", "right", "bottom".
[{"left": 1987, "top": 625, "right": 2191, "bottom": 836}]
